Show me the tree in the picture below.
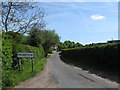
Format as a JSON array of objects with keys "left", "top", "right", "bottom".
[
  {"left": 5, "top": 31, "right": 23, "bottom": 43},
  {"left": 42, "top": 30, "right": 60, "bottom": 56},
  {"left": 28, "top": 29, "right": 60, "bottom": 56},
  {"left": 1, "top": 2, "right": 46, "bottom": 33},
  {"left": 64, "top": 41, "right": 75, "bottom": 48},
  {"left": 58, "top": 41, "right": 83, "bottom": 49},
  {"left": 28, "top": 28, "right": 42, "bottom": 47},
  {"left": 75, "top": 42, "right": 83, "bottom": 47},
  {"left": 58, "top": 42, "right": 64, "bottom": 50}
]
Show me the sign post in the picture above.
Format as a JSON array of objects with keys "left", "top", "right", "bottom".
[
  {"left": 18, "top": 58, "right": 21, "bottom": 71},
  {"left": 18, "top": 53, "right": 34, "bottom": 72},
  {"left": 31, "top": 58, "right": 34, "bottom": 72}
]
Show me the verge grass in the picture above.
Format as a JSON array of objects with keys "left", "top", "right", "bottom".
[{"left": 3, "top": 57, "right": 47, "bottom": 89}]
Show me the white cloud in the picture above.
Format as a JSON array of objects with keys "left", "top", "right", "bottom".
[{"left": 91, "top": 14, "right": 105, "bottom": 20}]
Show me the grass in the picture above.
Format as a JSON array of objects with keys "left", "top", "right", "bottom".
[{"left": 2, "top": 57, "right": 47, "bottom": 89}]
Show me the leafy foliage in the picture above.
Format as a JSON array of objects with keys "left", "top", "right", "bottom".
[
  {"left": 58, "top": 41, "right": 83, "bottom": 50},
  {"left": 2, "top": 33, "right": 14, "bottom": 87},
  {"left": 2, "top": 33, "right": 45, "bottom": 87},
  {"left": 41, "top": 30, "right": 60, "bottom": 56},
  {"left": 28, "top": 28, "right": 60, "bottom": 56},
  {"left": 2, "top": 33, "right": 13, "bottom": 70},
  {"left": 5, "top": 31, "right": 24, "bottom": 43},
  {"left": 28, "top": 28, "right": 43, "bottom": 47},
  {"left": 61, "top": 43, "right": 120, "bottom": 72}
]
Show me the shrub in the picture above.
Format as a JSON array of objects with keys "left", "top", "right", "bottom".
[
  {"left": 2, "top": 33, "right": 13, "bottom": 70},
  {"left": 2, "top": 33, "right": 14, "bottom": 86},
  {"left": 12, "top": 44, "right": 45, "bottom": 69}
]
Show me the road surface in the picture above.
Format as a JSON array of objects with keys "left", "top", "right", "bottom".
[{"left": 15, "top": 52, "right": 118, "bottom": 88}]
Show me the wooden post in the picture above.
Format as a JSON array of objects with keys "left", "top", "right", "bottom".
[
  {"left": 18, "top": 58, "right": 21, "bottom": 71},
  {"left": 32, "top": 58, "right": 34, "bottom": 72}
]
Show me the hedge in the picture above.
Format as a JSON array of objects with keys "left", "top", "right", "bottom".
[
  {"left": 61, "top": 43, "right": 120, "bottom": 72},
  {"left": 2, "top": 33, "right": 45, "bottom": 87},
  {"left": 12, "top": 44, "right": 45, "bottom": 68}
]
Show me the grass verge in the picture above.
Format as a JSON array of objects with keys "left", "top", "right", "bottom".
[{"left": 3, "top": 57, "right": 47, "bottom": 89}]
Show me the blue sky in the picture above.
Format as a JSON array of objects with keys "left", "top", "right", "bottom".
[{"left": 38, "top": 2, "right": 118, "bottom": 45}]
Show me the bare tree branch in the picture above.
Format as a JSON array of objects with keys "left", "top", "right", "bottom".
[
  {"left": 2, "top": 2, "right": 46, "bottom": 33},
  {"left": 4, "top": 2, "right": 12, "bottom": 32}
]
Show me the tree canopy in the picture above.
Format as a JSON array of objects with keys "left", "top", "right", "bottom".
[
  {"left": 28, "top": 28, "right": 60, "bottom": 56},
  {"left": 58, "top": 41, "right": 83, "bottom": 50}
]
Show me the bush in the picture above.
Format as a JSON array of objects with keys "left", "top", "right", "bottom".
[
  {"left": 2, "top": 71, "right": 15, "bottom": 86},
  {"left": 2, "top": 33, "right": 13, "bottom": 70},
  {"left": 2, "top": 33, "right": 14, "bottom": 87},
  {"left": 12, "top": 44, "right": 45, "bottom": 69}
]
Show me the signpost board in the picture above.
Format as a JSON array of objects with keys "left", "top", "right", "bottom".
[
  {"left": 17, "top": 53, "right": 34, "bottom": 72},
  {"left": 18, "top": 53, "right": 34, "bottom": 58}
]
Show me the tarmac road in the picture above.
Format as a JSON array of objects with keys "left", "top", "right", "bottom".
[{"left": 49, "top": 52, "right": 118, "bottom": 88}]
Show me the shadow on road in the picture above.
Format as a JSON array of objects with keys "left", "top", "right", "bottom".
[{"left": 59, "top": 54, "right": 120, "bottom": 84}]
